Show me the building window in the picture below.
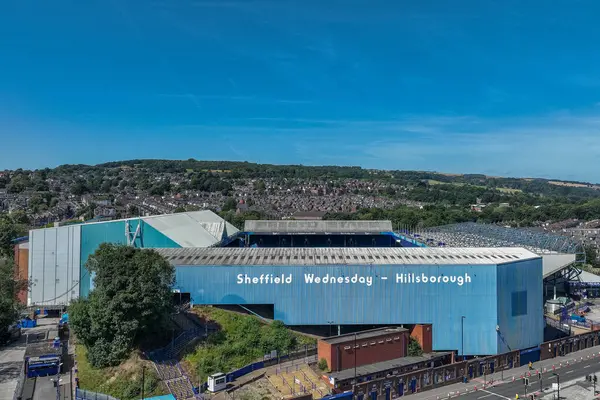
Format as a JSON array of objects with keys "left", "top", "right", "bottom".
[{"left": 511, "top": 291, "right": 527, "bottom": 316}]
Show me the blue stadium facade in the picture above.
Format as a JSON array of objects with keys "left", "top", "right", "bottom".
[
  {"left": 27, "top": 214, "right": 544, "bottom": 356},
  {"left": 158, "top": 246, "right": 544, "bottom": 356}
]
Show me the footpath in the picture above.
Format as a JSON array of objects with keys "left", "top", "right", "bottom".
[{"left": 406, "top": 345, "right": 600, "bottom": 400}]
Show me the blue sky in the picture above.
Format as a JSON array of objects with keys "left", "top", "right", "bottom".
[{"left": 2, "top": 1, "right": 600, "bottom": 182}]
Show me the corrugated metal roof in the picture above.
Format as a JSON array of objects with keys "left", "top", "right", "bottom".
[
  {"left": 143, "top": 210, "right": 239, "bottom": 248},
  {"left": 323, "top": 327, "right": 407, "bottom": 345},
  {"left": 243, "top": 220, "right": 393, "bottom": 233},
  {"left": 329, "top": 352, "right": 452, "bottom": 382},
  {"left": 154, "top": 246, "right": 540, "bottom": 266}
]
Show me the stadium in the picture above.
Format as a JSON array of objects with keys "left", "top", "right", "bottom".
[{"left": 20, "top": 211, "right": 584, "bottom": 358}]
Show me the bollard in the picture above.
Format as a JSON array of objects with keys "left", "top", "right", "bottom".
[
  {"left": 475, "top": 386, "right": 478, "bottom": 391},
  {"left": 513, "top": 376, "right": 515, "bottom": 382}
]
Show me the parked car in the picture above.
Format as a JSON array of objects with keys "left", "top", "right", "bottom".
[{"left": 0, "top": 322, "right": 22, "bottom": 345}]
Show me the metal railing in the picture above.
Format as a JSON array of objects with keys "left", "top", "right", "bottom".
[{"left": 75, "top": 388, "right": 119, "bottom": 400}]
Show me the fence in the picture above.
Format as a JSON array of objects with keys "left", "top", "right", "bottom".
[
  {"left": 75, "top": 388, "right": 119, "bottom": 400},
  {"left": 148, "top": 328, "right": 208, "bottom": 361},
  {"left": 223, "top": 344, "right": 318, "bottom": 384}
]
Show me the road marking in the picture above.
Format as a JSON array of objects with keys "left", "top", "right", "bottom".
[
  {"left": 477, "top": 394, "right": 494, "bottom": 399},
  {"left": 566, "top": 370, "right": 574, "bottom": 374},
  {"left": 585, "top": 365, "right": 592, "bottom": 368},
  {"left": 479, "top": 389, "right": 511, "bottom": 400}
]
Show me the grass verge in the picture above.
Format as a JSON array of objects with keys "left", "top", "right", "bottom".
[
  {"left": 75, "top": 345, "right": 167, "bottom": 400},
  {"left": 184, "top": 307, "right": 316, "bottom": 385}
]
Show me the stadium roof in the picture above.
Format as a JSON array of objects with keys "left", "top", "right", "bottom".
[
  {"left": 243, "top": 220, "right": 393, "bottom": 234},
  {"left": 78, "top": 210, "right": 239, "bottom": 247},
  {"left": 329, "top": 352, "right": 452, "bottom": 382},
  {"left": 143, "top": 210, "right": 239, "bottom": 247},
  {"left": 154, "top": 247, "right": 540, "bottom": 266}
]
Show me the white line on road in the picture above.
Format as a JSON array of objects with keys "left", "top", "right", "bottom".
[
  {"left": 566, "top": 370, "right": 574, "bottom": 374},
  {"left": 585, "top": 365, "right": 591, "bottom": 368},
  {"left": 479, "top": 389, "right": 512, "bottom": 400},
  {"left": 477, "top": 394, "right": 494, "bottom": 399}
]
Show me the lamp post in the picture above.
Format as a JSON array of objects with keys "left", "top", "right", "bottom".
[
  {"left": 461, "top": 316, "right": 465, "bottom": 360},
  {"left": 553, "top": 372, "right": 560, "bottom": 400},
  {"left": 141, "top": 366, "right": 145, "bottom": 400},
  {"left": 354, "top": 332, "right": 357, "bottom": 384}
]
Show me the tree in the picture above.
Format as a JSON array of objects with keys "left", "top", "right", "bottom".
[
  {"left": 70, "top": 244, "right": 175, "bottom": 367},
  {"left": 0, "top": 215, "right": 18, "bottom": 258},
  {"left": 408, "top": 337, "right": 423, "bottom": 357},
  {"left": 222, "top": 197, "right": 238, "bottom": 212},
  {"left": 0, "top": 258, "right": 27, "bottom": 338},
  {"left": 585, "top": 245, "right": 600, "bottom": 268}
]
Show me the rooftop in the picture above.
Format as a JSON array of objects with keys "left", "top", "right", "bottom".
[
  {"left": 243, "top": 220, "right": 393, "bottom": 234},
  {"left": 329, "top": 352, "right": 452, "bottom": 382},
  {"left": 154, "top": 247, "right": 540, "bottom": 266},
  {"left": 321, "top": 327, "right": 408, "bottom": 345}
]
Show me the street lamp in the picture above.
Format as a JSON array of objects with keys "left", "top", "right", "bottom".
[
  {"left": 461, "top": 316, "right": 465, "bottom": 360},
  {"left": 354, "top": 332, "right": 357, "bottom": 384},
  {"left": 553, "top": 372, "right": 560, "bottom": 400},
  {"left": 141, "top": 365, "right": 145, "bottom": 400}
]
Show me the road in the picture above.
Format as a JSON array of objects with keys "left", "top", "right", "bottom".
[
  {"left": 407, "top": 345, "right": 600, "bottom": 400},
  {"left": 459, "top": 356, "right": 600, "bottom": 399}
]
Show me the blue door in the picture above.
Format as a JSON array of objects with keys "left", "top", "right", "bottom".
[
  {"left": 468, "top": 365, "right": 473, "bottom": 378},
  {"left": 490, "top": 361, "right": 495, "bottom": 374},
  {"left": 385, "top": 387, "right": 390, "bottom": 400},
  {"left": 370, "top": 391, "right": 377, "bottom": 400},
  {"left": 410, "top": 379, "right": 417, "bottom": 393},
  {"left": 398, "top": 382, "right": 404, "bottom": 397}
]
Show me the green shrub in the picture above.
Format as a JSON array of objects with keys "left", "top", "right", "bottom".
[
  {"left": 408, "top": 337, "right": 423, "bottom": 357},
  {"left": 318, "top": 358, "right": 329, "bottom": 371}
]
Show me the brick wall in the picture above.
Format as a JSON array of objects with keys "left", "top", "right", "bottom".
[
  {"left": 318, "top": 330, "right": 409, "bottom": 372},
  {"left": 410, "top": 324, "right": 433, "bottom": 353}
]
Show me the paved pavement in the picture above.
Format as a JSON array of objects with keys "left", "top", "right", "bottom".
[
  {"left": 407, "top": 345, "right": 600, "bottom": 400},
  {"left": 0, "top": 339, "right": 27, "bottom": 400}
]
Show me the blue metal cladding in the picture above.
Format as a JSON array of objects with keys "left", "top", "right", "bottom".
[
  {"left": 79, "top": 220, "right": 180, "bottom": 297},
  {"left": 496, "top": 259, "right": 544, "bottom": 353},
  {"left": 175, "top": 263, "right": 503, "bottom": 355}
]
